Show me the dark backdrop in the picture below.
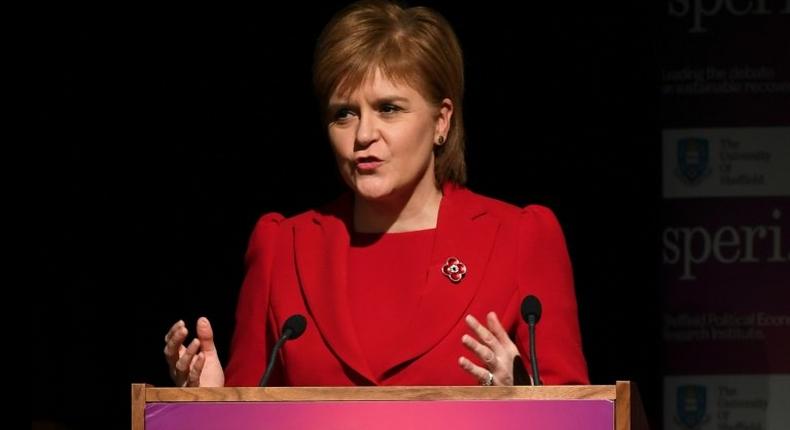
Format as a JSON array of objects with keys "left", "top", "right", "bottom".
[{"left": 37, "top": 2, "right": 662, "bottom": 428}]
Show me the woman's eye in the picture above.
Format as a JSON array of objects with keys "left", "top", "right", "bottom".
[
  {"left": 333, "top": 108, "right": 355, "bottom": 121},
  {"left": 380, "top": 104, "right": 401, "bottom": 114}
]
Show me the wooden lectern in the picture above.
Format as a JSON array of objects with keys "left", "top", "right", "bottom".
[{"left": 132, "top": 382, "right": 648, "bottom": 429}]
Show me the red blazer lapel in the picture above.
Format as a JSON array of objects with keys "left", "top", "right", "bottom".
[
  {"left": 293, "top": 196, "right": 376, "bottom": 384},
  {"left": 384, "top": 183, "right": 501, "bottom": 374}
]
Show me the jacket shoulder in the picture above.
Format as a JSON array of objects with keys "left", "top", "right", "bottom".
[
  {"left": 457, "top": 188, "right": 523, "bottom": 221},
  {"left": 457, "top": 188, "right": 565, "bottom": 238}
]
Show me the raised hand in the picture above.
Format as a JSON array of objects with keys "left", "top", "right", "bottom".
[
  {"left": 163, "top": 317, "right": 225, "bottom": 387},
  {"left": 458, "top": 312, "right": 520, "bottom": 386}
]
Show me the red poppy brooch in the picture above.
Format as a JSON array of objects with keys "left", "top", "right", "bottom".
[{"left": 441, "top": 257, "right": 467, "bottom": 283}]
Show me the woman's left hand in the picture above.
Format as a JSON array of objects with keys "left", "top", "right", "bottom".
[{"left": 458, "top": 312, "right": 520, "bottom": 386}]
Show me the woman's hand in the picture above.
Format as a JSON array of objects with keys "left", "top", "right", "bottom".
[
  {"left": 458, "top": 312, "right": 520, "bottom": 386},
  {"left": 163, "top": 317, "right": 225, "bottom": 387}
]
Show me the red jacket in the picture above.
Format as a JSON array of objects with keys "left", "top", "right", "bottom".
[{"left": 224, "top": 183, "right": 589, "bottom": 386}]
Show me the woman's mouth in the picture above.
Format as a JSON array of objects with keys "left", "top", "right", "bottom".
[{"left": 355, "top": 157, "right": 383, "bottom": 172}]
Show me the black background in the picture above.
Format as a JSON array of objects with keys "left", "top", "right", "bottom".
[{"left": 37, "top": 2, "right": 664, "bottom": 428}]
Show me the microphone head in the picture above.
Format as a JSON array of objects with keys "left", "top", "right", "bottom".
[
  {"left": 520, "top": 295, "right": 542, "bottom": 324},
  {"left": 282, "top": 314, "right": 307, "bottom": 340}
]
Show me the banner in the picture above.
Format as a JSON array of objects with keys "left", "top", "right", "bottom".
[{"left": 659, "top": 3, "right": 790, "bottom": 429}]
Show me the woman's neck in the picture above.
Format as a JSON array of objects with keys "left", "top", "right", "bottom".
[{"left": 353, "top": 184, "right": 442, "bottom": 233}]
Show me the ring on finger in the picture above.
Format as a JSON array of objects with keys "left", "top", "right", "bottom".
[{"left": 481, "top": 371, "right": 494, "bottom": 386}]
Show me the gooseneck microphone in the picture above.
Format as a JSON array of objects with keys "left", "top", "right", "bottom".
[
  {"left": 259, "top": 314, "right": 307, "bottom": 387},
  {"left": 520, "top": 295, "right": 542, "bottom": 386}
]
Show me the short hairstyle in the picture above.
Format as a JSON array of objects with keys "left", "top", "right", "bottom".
[{"left": 313, "top": 0, "right": 467, "bottom": 185}]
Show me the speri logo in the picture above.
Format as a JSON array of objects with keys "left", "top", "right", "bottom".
[
  {"left": 663, "top": 209, "right": 788, "bottom": 280},
  {"left": 668, "top": 0, "right": 790, "bottom": 33}
]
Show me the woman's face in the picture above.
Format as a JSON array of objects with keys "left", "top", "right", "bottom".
[{"left": 327, "top": 69, "right": 452, "bottom": 203}]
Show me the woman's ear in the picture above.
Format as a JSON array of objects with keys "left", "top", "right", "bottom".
[{"left": 435, "top": 98, "right": 454, "bottom": 145}]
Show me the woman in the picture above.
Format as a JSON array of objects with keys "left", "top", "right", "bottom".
[{"left": 164, "top": 0, "right": 588, "bottom": 387}]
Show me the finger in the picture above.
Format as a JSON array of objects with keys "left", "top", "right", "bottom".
[
  {"left": 465, "top": 314, "right": 504, "bottom": 355},
  {"left": 164, "top": 320, "right": 185, "bottom": 343},
  {"left": 461, "top": 334, "right": 497, "bottom": 368},
  {"left": 486, "top": 312, "right": 515, "bottom": 351},
  {"left": 195, "top": 317, "right": 216, "bottom": 353},
  {"left": 188, "top": 352, "right": 206, "bottom": 387},
  {"left": 174, "top": 338, "right": 200, "bottom": 385},
  {"left": 458, "top": 356, "right": 494, "bottom": 384},
  {"left": 164, "top": 322, "right": 188, "bottom": 368}
]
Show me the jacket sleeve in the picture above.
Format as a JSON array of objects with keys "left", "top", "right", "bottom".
[
  {"left": 515, "top": 205, "right": 589, "bottom": 385},
  {"left": 224, "top": 213, "right": 284, "bottom": 386}
]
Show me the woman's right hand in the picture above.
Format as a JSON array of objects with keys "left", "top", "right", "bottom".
[{"left": 163, "top": 317, "right": 225, "bottom": 387}]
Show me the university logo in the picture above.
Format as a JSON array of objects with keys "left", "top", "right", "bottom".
[
  {"left": 675, "top": 137, "right": 711, "bottom": 185},
  {"left": 674, "top": 385, "right": 709, "bottom": 430}
]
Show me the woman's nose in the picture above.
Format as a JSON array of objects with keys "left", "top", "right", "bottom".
[{"left": 354, "top": 112, "right": 379, "bottom": 149}]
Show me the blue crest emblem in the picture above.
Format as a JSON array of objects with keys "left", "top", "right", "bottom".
[
  {"left": 675, "top": 137, "right": 710, "bottom": 185},
  {"left": 675, "top": 385, "right": 708, "bottom": 429}
]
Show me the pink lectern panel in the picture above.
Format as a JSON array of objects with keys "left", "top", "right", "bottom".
[{"left": 146, "top": 399, "right": 613, "bottom": 430}]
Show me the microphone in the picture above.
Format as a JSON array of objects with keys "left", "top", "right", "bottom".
[
  {"left": 520, "top": 295, "right": 542, "bottom": 386},
  {"left": 259, "top": 314, "right": 307, "bottom": 387}
]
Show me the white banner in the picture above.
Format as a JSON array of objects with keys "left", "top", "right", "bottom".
[
  {"left": 662, "top": 127, "right": 790, "bottom": 198},
  {"left": 664, "top": 374, "right": 790, "bottom": 430}
]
